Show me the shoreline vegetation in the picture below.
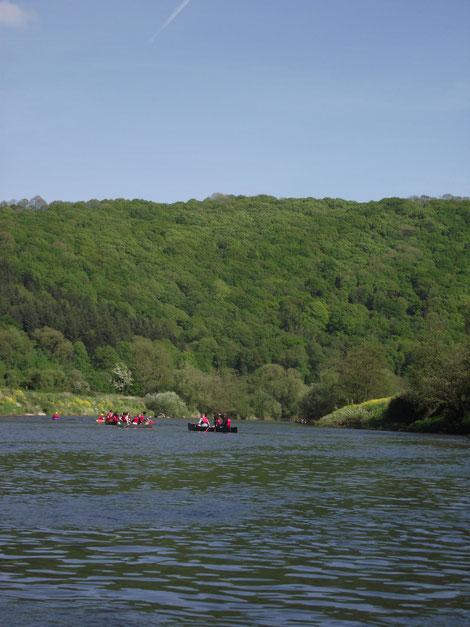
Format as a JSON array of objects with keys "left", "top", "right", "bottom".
[
  {"left": 315, "top": 398, "right": 469, "bottom": 434},
  {"left": 1, "top": 195, "right": 470, "bottom": 435},
  {"left": 1, "top": 389, "right": 467, "bottom": 435},
  {"left": 0, "top": 389, "right": 146, "bottom": 419}
]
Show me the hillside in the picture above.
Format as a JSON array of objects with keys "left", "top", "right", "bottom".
[{"left": 1, "top": 194, "right": 469, "bottom": 425}]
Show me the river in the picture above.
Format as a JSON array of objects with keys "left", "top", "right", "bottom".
[{"left": 0, "top": 417, "right": 469, "bottom": 626}]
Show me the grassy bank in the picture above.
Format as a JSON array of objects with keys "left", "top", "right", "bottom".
[
  {"left": 315, "top": 398, "right": 393, "bottom": 429},
  {"left": 315, "top": 398, "right": 470, "bottom": 434},
  {"left": 0, "top": 388, "right": 146, "bottom": 417}
]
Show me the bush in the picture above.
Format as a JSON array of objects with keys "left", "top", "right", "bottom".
[
  {"left": 144, "top": 391, "right": 189, "bottom": 418},
  {"left": 67, "top": 369, "right": 91, "bottom": 393},
  {"left": 384, "top": 394, "right": 426, "bottom": 425},
  {"left": 320, "top": 405, "right": 370, "bottom": 428},
  {"left": 27, "top": 369, "right": 67, "bottom": 391},
  {"left": 317, "top": 398, "right": 391, "bottom": 428},
  {"left": 409, "top": 413, "right": 470, "bottom": 435}
]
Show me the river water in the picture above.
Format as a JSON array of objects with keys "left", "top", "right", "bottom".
[{"left": 0, "top": 417, "right": 469, "bottom": 626}]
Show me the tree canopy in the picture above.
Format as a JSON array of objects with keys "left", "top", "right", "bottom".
[{"left": 1, "top": 194, "right": 469, "bottom": 426}]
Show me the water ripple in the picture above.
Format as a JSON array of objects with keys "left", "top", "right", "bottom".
[{"left": 0, "top": 418, "right": 469, "bottom": 625}]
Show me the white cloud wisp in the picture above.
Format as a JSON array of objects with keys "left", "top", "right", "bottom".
[
  {"left": 149, "top": 0, "right": 192, "bottom": 42},
  {"left": 0, "top": 1, "right": 35, "bottom": 28}
]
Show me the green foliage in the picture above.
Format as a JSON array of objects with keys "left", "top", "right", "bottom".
[
  {"left": 0, "top": 326, "right": 33, "bottom": 374},
  {"left": 67, "top": 369, "right": 91, "bottom": 393},
  {"left": 335, "top": 343, "right": 400, "bottom": 404},
  {"left": 316, "top": 398, "right": 392, "bottom": 429},
  {"left": 249, "top": 364, "right": 308, "bottom": 418},
  {"left": 299, "top": 369, "right": 339, "bottom": 421},
  {"left": 128, "top": 337, "right": 174, "bottom": 395},
  {"left": 390, "top": 321, "right": 470, "bottom": 432},
  {"left": 110, "top": 362, "right": 133, "bottom": 394},
  {"left": 27, "top": 368, "right": 68, "bottom": 391},
  {"left": 72, "top": 341, "right": 92, "bottom": 376},
  {"left": 250, "top": 389, "right": 282, "bottom": 420},
  {"left": 32, "top": 327, "right": 73, "bottom": 363},
  {"left": 407, "top": 414, "right": 470, "bottom": 435},
  {"left": 144, "top": 391, "right": 189, "bottom": 418},
  {"left": 300, "top": 342, "right": 401, "bottom": 422},
  {"left": 1, "top": 194, "right": 470, "bottom": 430},
  {"left": 319, "top": 405, "right": 371, "bottom": 428},
  {"left": 173, "top": 363, "right": 249, "bottom": 416},
  {"left": 0, "top": 387, "right": 146, "bottom": 417},
  {"left": 383, "top": 395, "right": 425, "bottom": 425},
  {"left": 407, "top": 338, "right": 470, "bottom": 419}
]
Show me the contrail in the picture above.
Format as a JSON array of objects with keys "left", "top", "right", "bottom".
[{"left": 149, "top": 0, "right": 192, "bottom": 42}]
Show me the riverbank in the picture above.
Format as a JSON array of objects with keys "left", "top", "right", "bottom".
[
  {"left": 315, "top": 398, "right": 470, "bottom": 435},
  {"left": 0, "top": 388, "right": 146, "bottom": 417},
  {"left": 1, "top": 389, "right": 468, "bottom": 434}
]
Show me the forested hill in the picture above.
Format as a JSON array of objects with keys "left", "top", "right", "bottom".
[{"left": 1, "top": 194, "right": 469, "bottom": 422}]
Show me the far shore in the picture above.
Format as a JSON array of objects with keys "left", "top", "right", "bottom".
[{"left": 1, "top": 390, "right": 468, "bottom": 435}]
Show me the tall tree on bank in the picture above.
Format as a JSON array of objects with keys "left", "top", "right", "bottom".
[{"left": 335, "top": 344, "right": 398, "bottom": 405}]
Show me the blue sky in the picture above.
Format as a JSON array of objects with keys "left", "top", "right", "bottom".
[{"left": 1, "top": 0, "right": 469, "bottom": 204}]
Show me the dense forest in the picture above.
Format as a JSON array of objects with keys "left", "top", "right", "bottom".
[{"left": 1, "top": 194, "right": 469, "bottom": 432}]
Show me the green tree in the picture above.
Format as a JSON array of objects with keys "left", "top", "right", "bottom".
[
  {"left": 67, "top": 369, "right": 91, "bottom": 393},
  {"left": 335, "top": 344, "right": 397, "bottom": 404},
  {"left": 198, "top": 369, "right": 249, "bottom": 417},
  {"left": 111, "top": 362, "right": 133, "bottom": 394},
  {"left": 0, "top": 326, "right": 33, "bottom": 372},
  {"left": 27, "top": 368, "right": 67, "bottom": 391},
  {"left": 72, "top": 340, "right": 93, "bottom": 377},
  {"left": 92, "top": 345, "right": 119, "bottom": 370},
  {"left": 249, "top": 364, "right": 308, "bottom": 418},
  {"left": 0, "top": 326, "right": 34, "bottom": 386},
  {"left": 144, "top": 391, "right": 189, "bottom": 418},
  {"left": 0, "top": 192, "right": 469, "bottom": 428},
  {"left": 251, "top": 388, "right": 282, "bottom": 419},
  {"left": 32, "top": 327, "right": 73, "bottom": 363},
  {"left": 300, "top": 369, "right": 339, "bottom": 421},
  {"left": 407, "top": 339, "right": 470, "bottom": 419},
  {"left": 129, "top": 337, "right": 174, "bottom": 394},
  {"left": 173, "top": 362, "right": 206, "bottom": 409}
]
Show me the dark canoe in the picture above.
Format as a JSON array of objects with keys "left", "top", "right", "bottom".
[{"left": 188, "top": 422, "right": 237, "bottom": 433}]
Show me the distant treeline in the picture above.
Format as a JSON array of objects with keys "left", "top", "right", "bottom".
[{"left": 1, "top": 194, "right": 469, "bottom": 431}]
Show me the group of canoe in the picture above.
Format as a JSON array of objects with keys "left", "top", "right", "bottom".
[
  {"left": 95, "top": 410, "right": 237, "bottom": 432},
  {"left": 97, "top": 411, "right": 155, "bottom": 427},
  {"left": 52, "top": 411, "right": 237, "bottom": 432}
]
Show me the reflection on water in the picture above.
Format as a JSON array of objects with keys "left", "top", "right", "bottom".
[{"left": 0, "top": 417, "right": 469, "bottom": 625}]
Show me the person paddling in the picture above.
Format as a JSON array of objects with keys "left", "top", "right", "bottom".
[
  {"left": 52, "top": 411, "right": 60, "bottom": 421},
  {"left": 198, "top": 413, "right": 210, "bottom": 429}
]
